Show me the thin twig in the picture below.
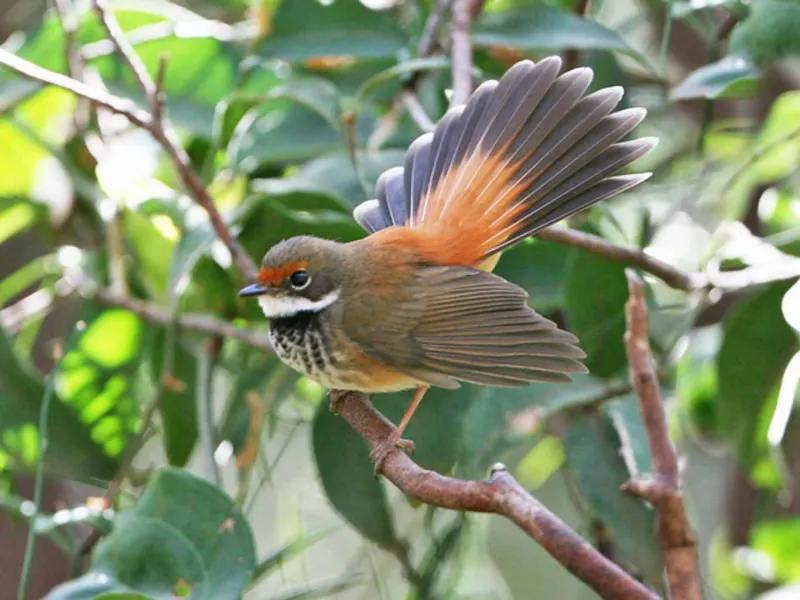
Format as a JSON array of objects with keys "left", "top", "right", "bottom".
[
  {"left": 331, "top": 391, "right": 659, "bottom": 600},
  {"left": 53, "top": 0, "right": 89, "bottom": 131},
  {"left": 536, "top": 226, "right": 703, "bottom": 292},
  {"left": 93, "top": 0, "right": 156, "bottom": 99},
  {"left": 17, "top": 340, "right": 66, "bottom": 600},
  {"left": 92, "top": 0, "right": 258, "bottom": 280},
  {"left": 0, "top": 42, "right": 258, "bottom": 284},
  {"left": 197, "top": 343, "right": 222, "bottom": 486},
  {"left": 563, "top": 0, "right": 590, "bottom": 72},
  {"left": 622, "top": 271, "right": 703, "bottom": 600},
  {"left": 419, "top": 0, "right": 453, "bottom": 58},
  {"left": 450, "top": 0, "right": 474, "bottom": 106},
  {"left": 402, "top": 91, "right": 436, "bottom": 132}
]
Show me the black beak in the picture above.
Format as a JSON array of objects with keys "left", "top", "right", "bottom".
[{"left": 239, "top": 283, "right": 269, "bottom": 297}]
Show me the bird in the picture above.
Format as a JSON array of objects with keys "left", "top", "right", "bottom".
[{"left": 239, "top": 57, "right": 657, "bottom": 471}]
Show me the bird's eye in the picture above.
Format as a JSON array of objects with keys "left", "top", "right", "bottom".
[{"left": 289, "top": 270, "right": 310, "bottom": 289}]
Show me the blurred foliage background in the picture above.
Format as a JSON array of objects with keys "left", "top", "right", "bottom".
[{"left": 1, "top": 0, "right": 800, "bottom": 598}]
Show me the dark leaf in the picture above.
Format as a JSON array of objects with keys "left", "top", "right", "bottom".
[
  {"left": 311, "top": 401, "right": 399, "bottom": 550},
  {"left": 563, "top": 246, "right": 629, "bottom": 378},
  {"left": 494, "top": 238, "right": 570, "bottom": 313},
  {"left": 47, "top": 468, "right": 256, "bottom": 600},
  {"left": 562, "top": 409, "right": 664, "bottom": 588},
  {"left": 717, "top": 280, "right": 798, "bottom": 471},
  {"left": 259, "top": 0, "right": 408, "bottom": 62},
  {"left": 473, "top": 5, "right": 641, "bottom": 58}
]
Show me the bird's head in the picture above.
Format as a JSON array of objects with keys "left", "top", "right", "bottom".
[{"left": 238, "top": 236, "right": 347, "bottom": 319}]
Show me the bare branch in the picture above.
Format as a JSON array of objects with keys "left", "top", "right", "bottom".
[
  {"left": 331, "top": 391, "right": 659, "bottom": 600},
  {"left": 418, "top": 0, "right": 453, "bottom": 58},
  {"left": 93, "top": 0, "right": 157, "bottom": 99},
  {"left": 622, "top": 271, "right": 703, "bottom": 600},
  {"left": 536, "top": 226, "right": 703, "bottom": 292},
  {"left": 78, "top": 282, "right": 273, "bottom": 352},
  {"left": 450, "top": 0, "right": 475, "bottom": 106},
  {"left": 402, "top": 91, "right": 436, "bottom": 132}
]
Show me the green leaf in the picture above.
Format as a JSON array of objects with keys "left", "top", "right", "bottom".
[
  {"left": 12, "top": 7, "right": 248, "bottom": 138},
  {"left": 603, "top": 396, "right": 653, "bottom": 477},
  {"left": 717, "top": 280, "right": 798, "bottom": 470},
  {"left": 266, "top": 78, "right": 343, "bottom": 130},
  {"left": 259, "top": 0, "right": 408, "bottom": 62},
  {"left": 150, "top": 331, "right": 197, "bottom": 468},
  {"left": 356, "top": 56, "right": 452, "bottom": 103},
  {"left": 750, "top": 518, "right": 800, "bottom": 583},
  {"left": 0, "top": 324, "right": 116, "bottom": 481},
  {"left": 562, "top": 409, "right": 664, "bottom": 588},
  {"left": 237, "top": 195, "right": 364, "bottom": 264},
  {"left": 782, "top": 279, "right": 800, "bottom": 334},
  {"left": 473, "top": 5, "right": 640, "bottom": 57},
  {"left": 123, "top": 209, "right": 176, "bottom": 302},
  {"left": 283, "top": 150, "right": 405, "bottom": 208},
  {"left": 670, "top": 55, "right": 759, "bottom": 101},
  {"left": 251, "top": 527, "right": 336, "bottom": 584},
  {"left": 458, "top": 375, "right": 610, "bottom": 477},
  {"left": 494, "top": 238, "right": 570, "bottom": 313},
  {"left": 311, "top": 401, "right": 399, "bottom": 550},
  {"left": 729, "top": 0, "right": 800, "bottom": 67},
  {"left": 230, "top": 104, "right": 366, "bottom": 170},
  {"left": 47, "top": 468, "right": 256, "bottom": 600},
  {"left": 563, "top": 246, "right": 629, "bottom": 379},
  {"left": 59, "top": 307, "right": 147, "bottom": 461}
]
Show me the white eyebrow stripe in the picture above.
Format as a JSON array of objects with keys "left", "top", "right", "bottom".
[{"left": 257, "top": 289, "right": 340, "bottom": 319}]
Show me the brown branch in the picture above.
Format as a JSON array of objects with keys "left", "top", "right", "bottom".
[
  {"left": 450, "top": 0, "right": 476, "bottom": 106},
  {"left": 402, "top": 91, "right": 436, "bottom": 132},
  {"left": 418, "top": 0, "right": 453, "bottom": 58},
  {"left": 622, "top": 271, "right": 703, "bottom": 600},
  {"left": 93, "top": 0, "right": 157, "bottom": 100},
  {"left": 332, "top": 391, "right": 659, "bottom": 600},
  {"left": 76, "top": 282, "right": 273, "bottom": 352},
  {"left": 563, "top": 0, "right": 590, "bottom": 72},
  {"left": 53, "top": 0, "right": 89, "bottom": 131},
  {"left": 536, "top": 226, "right": 703, "bottom": 292}
]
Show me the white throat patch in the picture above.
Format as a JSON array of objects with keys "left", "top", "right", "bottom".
[{"left": 257, "top": 289, "right": 340, "bottom": 319}]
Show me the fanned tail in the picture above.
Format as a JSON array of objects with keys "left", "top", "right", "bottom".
[{"left": 353, "top": 57, "right": 656, "bottom": 267}]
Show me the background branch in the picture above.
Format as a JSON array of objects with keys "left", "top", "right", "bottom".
[
  {"left": 622, "top": 271, "right": 704, "bottom": 600},
  {"left": 450, "top": 0, "right": 476, "bottom": 105}
]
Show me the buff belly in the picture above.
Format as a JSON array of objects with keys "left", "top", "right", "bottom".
[{"left": 268, "top": 316, "right": 420, "bottom": 393}]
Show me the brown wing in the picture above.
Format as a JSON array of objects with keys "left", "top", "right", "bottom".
[
  {"left": 346, "top": 264, "right": 587, "bottom": 388},
  {"left": 353, "top": 58, "right": 656, "bottom": 268}
]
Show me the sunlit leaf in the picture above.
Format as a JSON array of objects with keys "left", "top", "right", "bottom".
[{"left": 0, "top": 324, "right": 116, "bottom": 480}]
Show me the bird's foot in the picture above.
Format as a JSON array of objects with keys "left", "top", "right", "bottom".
[
  {"left": 327, "top": 389, "right": 350, "bottom": 415},
  {"left": 369, "top": 432, "right": 415, "bottom": 475}
]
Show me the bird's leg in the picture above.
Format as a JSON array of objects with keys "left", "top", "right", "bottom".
[{"left": 369, "top": 385, "right": 429, "bottom": 473}]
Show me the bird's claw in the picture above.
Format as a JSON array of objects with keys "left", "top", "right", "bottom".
[
  {"left": 327, "top": 389, "right": 349, "bottom": 415},
  {"left": 369, "top": 433, "right": 415, "bottom": 475}
]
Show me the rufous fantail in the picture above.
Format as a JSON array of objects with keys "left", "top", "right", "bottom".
[{"left": 240, "top": 57, "right": 656, "bottom": 469}]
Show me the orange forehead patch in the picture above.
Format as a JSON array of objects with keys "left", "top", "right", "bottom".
[{"left": 257, "top": 261, "right": 308, "bottom": 286}]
